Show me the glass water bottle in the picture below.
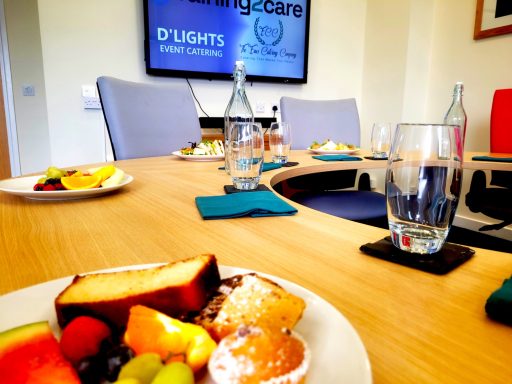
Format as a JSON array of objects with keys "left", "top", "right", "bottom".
[
  {"left": 224, "top": 61, "right": 254, "bottom": 173},
  {"left": 443, "top": 82, "right": 467, "bottom": 147}
]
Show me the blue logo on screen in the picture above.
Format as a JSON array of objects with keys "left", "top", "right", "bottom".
[{"left": 254, "top": 17, "right": 283, "bottom": 46}]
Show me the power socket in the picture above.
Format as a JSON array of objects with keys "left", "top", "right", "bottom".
[
  {"left": 255, "top": 101, "right": 265, "bottom": 113},
  {"left": 83, "top": 96, "right": 102, "bottom": 110}
]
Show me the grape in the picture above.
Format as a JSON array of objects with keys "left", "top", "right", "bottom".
[
  {"left": 151, "top": 362, "right": 194, "bottom": 384},
  {"left": 46, "top": 166, "right": 66, "bottom": 179},
  {"left": 76, "top": 355, "right": 106, "bottom": 383},
  {"left": 118, "top": 353, "right": 163, "bottom": 384},
  {"left": 113, "top": 378, "right": 142, "bottom": 384},
  {"left": 105, "top": 344, "right": 135, "bottom": 382}
]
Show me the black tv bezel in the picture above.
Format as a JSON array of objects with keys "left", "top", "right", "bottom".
[{"left": 143, "top": 0, "right": 311, "bottom": 84}]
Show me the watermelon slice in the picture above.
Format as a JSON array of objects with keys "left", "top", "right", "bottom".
[{"left": 0, "top": 321, "right": 80, "bottom": 383}]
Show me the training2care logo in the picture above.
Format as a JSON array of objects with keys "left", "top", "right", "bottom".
[{"left": 254, "top": 17, "right": 283, "bottom": 46}]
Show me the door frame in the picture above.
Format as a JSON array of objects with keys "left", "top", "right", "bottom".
[{"left": 0, "top": 0, "right": 20, "bottom": 177}]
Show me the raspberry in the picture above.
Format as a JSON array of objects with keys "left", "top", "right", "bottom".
[
  {"left": 43, "top": 184, "right": 56, "bottom": 191},
  {"left": 60, "top": 316, "right": 112, "bottom": 366},
  {"left": 54, "top": 183, "right": 65, "bottom": 190},
  {"left": 33, "top": 183, "right": 45, "bottom": 191}
]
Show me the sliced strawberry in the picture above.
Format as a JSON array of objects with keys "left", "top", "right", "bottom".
[{"left": 60, "top": 316, "right": 112, "bottom": 366}]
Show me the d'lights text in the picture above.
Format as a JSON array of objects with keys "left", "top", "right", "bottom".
[{"left": 157, "top": 28, "right": 224, "bottom": 57}]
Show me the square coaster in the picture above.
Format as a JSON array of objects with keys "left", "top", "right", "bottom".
[
  {"left": 224, "top": 184, "right": 271, "bottom": 194},
  {"left": 282, "top": 161, "right": 299, "bottom": 167},
  {"left": 360, "top": 236, "right": 475, "bottom": 275},
  {"left": 364, "top": 156, "right": 388, "bottom": 161}
]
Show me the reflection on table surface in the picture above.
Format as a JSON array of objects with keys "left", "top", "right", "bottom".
[{"left": 0, "top": 150, "right": 511, "bottom": 384}]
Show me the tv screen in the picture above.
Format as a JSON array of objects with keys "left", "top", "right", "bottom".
[{"left": 143, "top": 0, "right": 310, "bottom": 83}]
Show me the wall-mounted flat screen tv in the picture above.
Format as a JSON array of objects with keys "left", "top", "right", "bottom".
[{"left": 143, "top": 0, "right": 310, "bottom": 83}]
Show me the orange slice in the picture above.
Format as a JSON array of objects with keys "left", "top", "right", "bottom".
[{"left": 61, "top": 174, "right": 102, "bottom": 190}]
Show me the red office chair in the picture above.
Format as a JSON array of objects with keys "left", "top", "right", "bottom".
[
  {"left": 490, "top": 89, "right": 512, "bottom": 153},
  {"left": 465, "top": 89, "right": 512, "bottom": 231}
]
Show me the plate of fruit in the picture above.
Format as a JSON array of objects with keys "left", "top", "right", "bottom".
[
  {"left": 173, "top": 140, "right": 225, "bottom": 161},
  {"left": 0, "top": 254, "right": 372, "bottom": 384},
  {"left": 307, "top": 139, "right": 360, "bottom": 154},
  {"left": 0, "top": 165, "right": 133, "bottom": 200}
]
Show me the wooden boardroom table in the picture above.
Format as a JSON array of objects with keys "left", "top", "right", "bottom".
[{"left": 0, "top": 150, "right": 511, "bottom": 383}]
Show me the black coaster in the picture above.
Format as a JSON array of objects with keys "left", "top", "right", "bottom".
[
  {"left": 360, "top": 236, "right": 475, "bottom": 275},
  {"left": 282, "top": 161, "right": 299, "bottom": 167},
  {"left": 364, "top": 156, "right": 388, "bottom": 161},
  {"left": 224, "top": 184, "right": 271, "bottom": 194}
]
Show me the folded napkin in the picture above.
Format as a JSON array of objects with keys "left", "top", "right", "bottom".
[
  {"left": 262, "top": 162, "right": 283, "bottom": 171},
  {"left": 472, "top": 155, "right": 512, "bottom": 163},
  {"left": 218, "top": 162, "right": 283, "bottom": 172},
  {"left": 195, "top": 191, "right": 297, "bottom": 220},
  {"left": 485, "top": 276, "right": 512, "bottom": 325},
  {"left": 312, "top": 154, "right": 362, "bottom": 161}
]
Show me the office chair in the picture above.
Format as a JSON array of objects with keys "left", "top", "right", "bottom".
[
  {"left": 465, "top": 89, "right": 512, "bottom": 231},
  {"left": 278, "top": 97, "right": 387, "bottom": 227},
  {"left": 97, "top": 76, "right": 201, "bottom": 160}
]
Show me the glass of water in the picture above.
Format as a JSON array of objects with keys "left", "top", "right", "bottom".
[
  {"left": 371, "top": 122, "right": 391, "bottom": 159},
  {"left": 228, "top": 122, "right": 264, "bottom": 190},
  {"left": 386, "top": 124, "right": 463, "bottom": 254},
  {"left": 269, "top": 122, "right": 291, "bottom": 164}
]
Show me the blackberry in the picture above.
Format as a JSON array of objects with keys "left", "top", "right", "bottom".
[{"left": 44, "top": 178, "right": 61, "bottom": 185}]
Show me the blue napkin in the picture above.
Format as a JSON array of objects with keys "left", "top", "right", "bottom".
[
  {"left": 485, "top": 275, "right": 512, "bottom": 325},
  {"left": 312, "top": 155, "right": 362, "bottom": 161},
  {"left": 195, "top": 191, "right": 297, "bottom": 220},
  {"left": 218, "top": 162, "right": 283, "bottom": 172},
  {"left": 472, "top": 156, "right": 512, "bottom": 163}
]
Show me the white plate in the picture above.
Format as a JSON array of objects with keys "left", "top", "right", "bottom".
[
  {"left": 0, "top": 174, "right": 133, "bottom": 200},
  {"left": 0, "top": 265, "right": 372, "bottom": 384},
  {"left": 308, "top": 147, "right": 360, "bottom": 155},
  {"left": 172, "top": 151, "right": 224, "bottom": 161}
]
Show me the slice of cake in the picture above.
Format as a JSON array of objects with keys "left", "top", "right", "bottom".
[
  {"left": 55, "top": 254, "right": 220, "bottom": 329},
  {"left": 194, "top": 273, "right": 306, "bottom": 341}
]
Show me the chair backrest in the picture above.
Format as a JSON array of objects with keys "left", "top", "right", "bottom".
[
  {"left": 97, "top": 76, "right": 201, "bottom": 160},
  {"left": 280, "top": 97, "right": 361, "bottom": 150},
  {"left": 490, "top": 89, "right": 512, "bottom": 153}
]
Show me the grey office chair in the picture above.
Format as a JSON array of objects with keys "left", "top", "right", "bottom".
[
  {"left": 278, "top": 96, "right": 387, "bottom": 227},
  {"left": 97, "top": 76, "right": 201, "bottom": 160},
  {"left": 280, "top": 97, "right": 361, "bottom": 150}
]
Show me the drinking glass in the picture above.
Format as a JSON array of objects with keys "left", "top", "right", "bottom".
[
  {"left": 386, "top": 124, "right": 463, "bottom": 254},
  {"left": 371, "top": 123, "right": 391, "bottom": 159},
  {"left": 269, "top": 122, "right": 292, "bottom": 164},
  {"left": 228, "top": 122, "right": 264, "bottom": 190}
]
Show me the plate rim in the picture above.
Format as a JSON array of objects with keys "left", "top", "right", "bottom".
[
  {"left": 0, "top": 263, "right": 372, "bottom": 384},
  {"left": 171, "top": 150, "right": 224, "bottom": 161},
  {"left": 307, "top": 147, "right": 360, "bottom": 155},
  {"left": 0, "top": 174, "right": 134, "bottom": 200}
]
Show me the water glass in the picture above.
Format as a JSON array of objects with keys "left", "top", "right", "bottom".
[
  {"left": 269, "top": 122, "right": 292, "bottom": 164},
  {"left": 386, "top": 124, "right": 463, "bottom": 254},
  {"left": 371, "top": 123, "right": 391, "bottom": 159},
  {"left": 228, "top": 122, "right": 264, "bottom": 190}
]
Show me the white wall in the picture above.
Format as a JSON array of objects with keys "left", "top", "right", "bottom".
[
  {"left": 4, "top": 0, "right": 50, "bottom": 174},
  {"left": 6, "top": 0, "right": 512, "bottom": 172},
  {"left": 425, "top": 0, "right": 512, "bottom": 151},
  {"left": 34, "top": 0, "right": 367, "bottom": 169}
]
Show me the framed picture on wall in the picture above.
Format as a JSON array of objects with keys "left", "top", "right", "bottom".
[{"left": 474, "top": 0, "right": 512, "bottom": 39}]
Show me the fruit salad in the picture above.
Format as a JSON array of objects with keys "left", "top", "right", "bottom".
[
  {"left": 309, "top": 139, "right": 357, "bottom": 151},
  {"left": 180, "top": 140, "right": 224, "bottom": 156},
  {"left": 33, "top": 165, "right": 125, "bottom": 191}
]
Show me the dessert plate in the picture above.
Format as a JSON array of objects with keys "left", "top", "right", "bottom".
[
  {"left": 308, "top": 147, "right": 360, "bottom": 155},
  {"left": 172, "top": 151, "right": 224, "bottom": 161},
  {"left": 0, "top": 174, "right": 133, "bottom": 200},
  {"left": 0, "top": 265, "right": 372, "bottom": 384}
]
